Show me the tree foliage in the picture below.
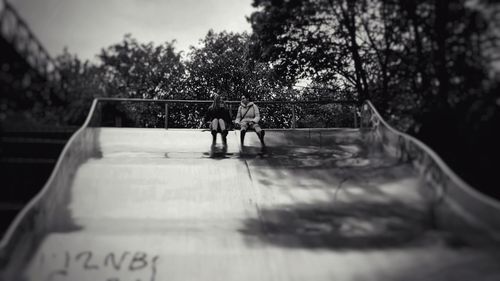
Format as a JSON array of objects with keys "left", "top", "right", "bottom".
[
  {"left": 96, "top": 35, "right": 186, "bottom": 127},
  {"left": 53, "top": 32, "right": 294, "bottom": 128},
  {"left": 53, "top": 49, "right": 108, "bottom": 125},
  {"left": 185, "top": 30, "right": 289, "bottom": 101},
  {"left": 250, "top": 0, "right": 499, "bottom": 122},
  {"left": 98, "top": 34, "right": 186, "bottom": 100}
]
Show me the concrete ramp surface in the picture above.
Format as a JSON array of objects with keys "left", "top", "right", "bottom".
[{"left": 1, "top": 126, "right": 500, "bottom": 281}]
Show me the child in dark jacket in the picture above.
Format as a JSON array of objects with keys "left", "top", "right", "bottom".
[{"left": 204, "top": 94, "right": 231, "bottom": 145}]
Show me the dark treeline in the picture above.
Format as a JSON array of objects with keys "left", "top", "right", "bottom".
[{"left": 2, "top": 0, "right": 499, "bottom": 197}]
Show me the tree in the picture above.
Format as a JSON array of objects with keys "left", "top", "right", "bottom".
[
  {"left": 52, "top": 49, "right": 108, "bottom": 125},
  {"left": 98, "top": 34, "right": 186, "bottom": 127},
  {"left": 249, "top": 0, "right": 374, "bottom": 102},
  {"left": 185, "top": 30, "right": 287, "bottom": 100}
]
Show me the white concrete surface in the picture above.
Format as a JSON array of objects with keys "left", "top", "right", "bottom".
[{"left": 7, "top": 128, "right": 500, "bottom": 281}]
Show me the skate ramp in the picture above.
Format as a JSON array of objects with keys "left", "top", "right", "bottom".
[{"left": 1, "top": 100, "right": 500, "bottom": 281}]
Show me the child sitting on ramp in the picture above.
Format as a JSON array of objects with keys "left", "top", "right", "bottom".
[
  {"left": 204, "top": 93, "right": 231, "bottom": 146},
  {"left": 234, "top": 94, "right": 265, "bottom": 148}
]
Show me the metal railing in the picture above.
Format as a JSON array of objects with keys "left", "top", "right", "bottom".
[{"left": 89, "top": 98, "right": 359, "bottom": 129}]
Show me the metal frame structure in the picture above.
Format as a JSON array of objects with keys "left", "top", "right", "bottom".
[{"left": 0, "top": 0, "right": 59, "bottom": 82}]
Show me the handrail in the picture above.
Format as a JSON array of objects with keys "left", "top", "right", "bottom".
[
  {"left": 95, "top": 97, "right": 358, "bottom": 105},
  {"left": 94, "top": 97, "right": 359, "bottom": 129}
]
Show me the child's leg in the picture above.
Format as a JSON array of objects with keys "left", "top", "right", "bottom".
[
  {"left": 251, "top": 124, "right": 265, "bottom": 146},
  {"left": 219, "top": 119, "right": 228, "bottom": 145},
  {"left": 218, "top": 119, "right": 226, "bottom": 131},
  {"left": 211, "top": 119, "right": 218, "bottom": 144},
  {"left": 240, "top": 122, "right": 249, "bottom": 145},
  {"left": 210, "top": 119, "right": 219, "bottom": 131}
]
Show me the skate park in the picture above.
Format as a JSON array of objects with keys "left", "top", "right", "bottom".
[
  {"left": 2, "top": 0, "right": 500, "bottom": 280},
  {"left": 1, "top": 98, "right": 500, "bottom": 281}
]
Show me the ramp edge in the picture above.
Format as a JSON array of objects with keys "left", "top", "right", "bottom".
[{"left": 360, "top": 100, "right": 500, "bottom": 243}]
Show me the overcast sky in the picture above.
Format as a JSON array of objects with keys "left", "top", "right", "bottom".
[{"left": 10, "top": 0, "right": 255, "bottom": 61}]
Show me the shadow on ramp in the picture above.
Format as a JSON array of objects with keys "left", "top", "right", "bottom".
[{"left": 239, "top": 201, "right": 466, "bottom": 250}]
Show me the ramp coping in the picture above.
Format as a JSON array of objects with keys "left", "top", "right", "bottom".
[{"left": 361, "top": 100, "right": 500, "bottom": 240}]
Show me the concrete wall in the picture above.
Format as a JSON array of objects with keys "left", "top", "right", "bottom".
[
  {"left": 0, "top": 117, "right": 101, "bottom": 278},
  {"left": 360, "top": 101, "right": 500, "bottom": 244}
]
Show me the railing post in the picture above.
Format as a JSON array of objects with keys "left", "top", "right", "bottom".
[
  {"left": 353, "top": 105, "right": 358, "bottom": 128},
  {"left": 228, "top": 104, "right": 233, "bottom": 124},
  {"left": 164, "top": 102, "right": 169, "bottom": 129},
  {"left": 291, "top": 105, "right": 296, "bottom": 129},
  {"left": 96, "top": 101, "right": 102, "bottom": 127},
  {"left": 115, "top": 116, "right": 122, "bottom": 127}
]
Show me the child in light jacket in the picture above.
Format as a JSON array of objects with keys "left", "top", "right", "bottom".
[{"left": 234, "top": 95, "right": 265, "bottom": 147}]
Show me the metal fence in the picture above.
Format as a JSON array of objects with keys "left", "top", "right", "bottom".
[{"left": 88, "top": 98, "right": 359, "bottom": 129}]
